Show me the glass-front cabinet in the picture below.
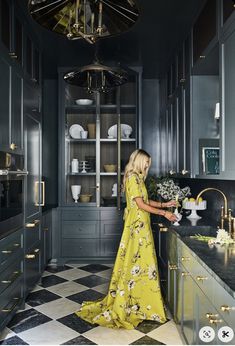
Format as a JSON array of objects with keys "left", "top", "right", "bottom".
[{"left": 59, "top": 68, "right": 139, "bottom": 209}]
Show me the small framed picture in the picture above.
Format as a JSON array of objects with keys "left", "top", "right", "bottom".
[{"left": 202, "top": 147, "right": 220, "bottom": 175}]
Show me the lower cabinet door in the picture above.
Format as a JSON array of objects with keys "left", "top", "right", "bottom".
[
  {"left": 100, "top": 237, "right": 121, "bottom": 257},
  {"left": 181, "top": 269, "right": 195, "bottom": 345},
  {"left": 24, "top": 247, "right": 41, "bottom": 295},
  {"left": 62, "top": 239, "right": 99, "bottom": 258}
]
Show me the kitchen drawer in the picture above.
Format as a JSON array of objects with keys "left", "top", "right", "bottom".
[
  {"left": 62, "top": 210, "right": 99, "bottom": 221},
  {"left": 100, "top": 221, "right": 123, "bottom": 237},
  {"left": 0, "top": 230, "right": 23, "bottom": 268},
  {"left": 62, "top": 238, "right": 99, "bottom": 257},
  {"left": 100, "top": 210, "right": 123, "bottom": 221},
  {"left": 212, "top": 279, "right": 235, "bottom": 328},
  {"left": 0, "top": 259, "right": 23, "bottom": 295},
  {"left": 25, "top": 220, "right": 41, "bottom": 251},
  {"left": 62, "top": 221, "right": 99, "bottom": 238},
  {"left": 0, "top": 275, "right": 23, "bottom": 327},
  {"left": 24, "top": 246, "right": 41, "bottom": 294}
]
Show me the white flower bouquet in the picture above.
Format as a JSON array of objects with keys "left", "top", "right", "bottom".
[{"left": 156, "top": 178, "right": 191, "bottom": 201}]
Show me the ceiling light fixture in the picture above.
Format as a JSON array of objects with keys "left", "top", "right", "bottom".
[
  {"left": 63, "top": 60, "right": 129, "bottom": 93},
  {"left": 28, "top": 0, "right": 139, "bottom": 44}
]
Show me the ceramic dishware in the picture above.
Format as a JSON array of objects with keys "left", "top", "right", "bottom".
[
  {"left": 80, "top": 130, "right": 88, "bottom": 139},
  {"left": 71, "top": 185, "right": 81, "bottom": 203}
]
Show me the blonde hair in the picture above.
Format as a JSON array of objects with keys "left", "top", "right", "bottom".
[{"left": 122, "top": 149, "right": 151, "bottom": 190}]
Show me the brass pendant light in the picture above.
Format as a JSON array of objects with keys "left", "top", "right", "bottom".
[
  {"left": 28, "top": 0, "right": 139, "bottom": 44},
  {"left": 64, "top": 60, "right": 129, "bottom": 93}
]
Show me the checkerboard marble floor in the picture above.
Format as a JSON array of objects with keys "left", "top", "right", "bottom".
[{"left": 0, "top": 264, "right": 184, "bottom": 345}]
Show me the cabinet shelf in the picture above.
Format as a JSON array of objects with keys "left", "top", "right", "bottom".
[
  {"left": 66, "top": 138, "right": 96, "bottom": 143},
  {"left": 66, "top": 138, "right": 136, "bottom": 143},
  {"left": 66, "top": 104, "right": 136, "bottom": 114},
  {"left": 67, "top": 172, "right": 96, "bottom": 176}
]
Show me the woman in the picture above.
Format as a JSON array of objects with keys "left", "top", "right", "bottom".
[{"left": 76, "top": 149, "right": 178, "bottom": 329}]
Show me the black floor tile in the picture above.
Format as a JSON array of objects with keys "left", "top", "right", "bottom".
[
  {"left": 74, "top": 275, "right": 109, "bottom": 288},
  {"left": 26, "top": 289, "right": 61, "bottom": 307},
  {"left": 67, "top": 289, "right": 104, "bottom": 304},
  {"left": 7, "top": 309, "right": 52, "bottom": 334},
  {"left": 45, "top": 265, "right": 72, "bottom": 273},
  {"left": 57, "top": 313, "right": 97, "bottom": 334},
  {"left": 39, "top": 275, "right": 67, "bottom": 288},
  {"left": 136, "top": 320, "right": 163, "bottom": 334},
  {"left": 0, "top": 336, "right": 29, "bottom": 345},
  {"left": 62, "top": 335, "right": 97, "bottom": 345},
  {"left": 130, "top": 336, "right": 165, "bottom": 345},
  {"left": 79, "top": 264, "right": 110, "bottom": 273}
]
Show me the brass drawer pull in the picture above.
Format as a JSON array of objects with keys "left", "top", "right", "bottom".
[
  {"left": 44, "top": 227, "right": 49, "bottom": 232},
  {"left": 181, "top": 272, "right": 190, "bottom": 277},
  {"left": 220, "top": 305, "right": 235, "bottom": 312},
  {"left": 159, "top": 227, "right": 168, "bottom": 232},
  {"left": 196, "top": 276, "right": 208, "bottom": 281},
  {"left": 25, "top": 254, "right": 36, "bottom": 259},
  {"left": 209, "top": 318, "right": 223, "bottom": 324},
  {"left": 26, "top": 220, "right": 40, "bottom": 228},
  {"left": 34, "top": 248, "right": 40, "bottom": 253},
  {"left": 1, "top": 271, "right": 21, "bottom": 284},
  {"left": 13, "top": 243, "right": 20, "bottom": 247},
  {"left": 206, "top": 313, "right": 218, "bottom": 318},
  {"left": 181, "top": 256, "right": 190, "bottom": 261},
  {"left": 1, "top": 250, "right": 12, "bottom": 254},
  {"left": 10, "top": 143, "right": 17, "bottom": 150}
]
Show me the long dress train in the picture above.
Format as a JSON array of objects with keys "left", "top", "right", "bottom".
[{"left": 76, "top": 173, "right": 167, "bottom": 329}]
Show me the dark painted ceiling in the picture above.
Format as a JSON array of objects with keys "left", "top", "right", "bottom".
[{"left": 23, "top": 0, "right": 206, "bottom": 78}]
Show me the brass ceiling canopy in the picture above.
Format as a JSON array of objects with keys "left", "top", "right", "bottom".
[
  {"left": 63, "top": 61, "right": 129, "bottom": 93},
  {"left": 28, "top": 0, "right": 139, "bottom": 44}
]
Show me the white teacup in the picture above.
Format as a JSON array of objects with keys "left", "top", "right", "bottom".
[
  {"left": 80, "top": 131, "right": 88, "bottom": 139},
  {"left": 71, "top": 185, "right": 81, "bottom": 203}
]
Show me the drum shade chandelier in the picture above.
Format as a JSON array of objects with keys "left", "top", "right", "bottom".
[
  {"left": 28, "top": 0, "right": 139, "bottom": 44},
  {"left": 63, "top": 60, "right": 129, "bottom": 93}
]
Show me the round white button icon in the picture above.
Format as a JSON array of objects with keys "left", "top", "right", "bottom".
[
  {"left": 199, "top": 326, "right": 215, "bottom": 343},
  {"left": 218, "top": 326, "right": 234, "bottom": 343}
]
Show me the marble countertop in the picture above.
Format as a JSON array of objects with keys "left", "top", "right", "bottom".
[{"left": 170, "top": 219, "right": 235, "bottom": 299}]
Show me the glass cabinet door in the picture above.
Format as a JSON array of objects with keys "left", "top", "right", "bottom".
[{"left": 65, "top": 84, "right": 97, "bottom": 205}]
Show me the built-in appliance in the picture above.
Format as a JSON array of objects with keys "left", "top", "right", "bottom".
[{"left": 0, "top": 152, "right": 28, "bottom": 234}]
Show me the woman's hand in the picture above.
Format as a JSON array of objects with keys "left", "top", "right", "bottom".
[
  {"left": 164, "top": 211, "right": 178, "bottom": 222},
  {"left": 163, "top": 200, "right": 177, "bottom": 208}
]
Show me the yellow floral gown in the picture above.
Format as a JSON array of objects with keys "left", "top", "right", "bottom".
[{"left": 76, "top": 173, "right": 167, "bottom": 329}]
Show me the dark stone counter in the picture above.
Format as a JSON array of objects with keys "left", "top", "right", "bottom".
[{"left": 170, "top": 219, "right": 235, "bottom": 299}]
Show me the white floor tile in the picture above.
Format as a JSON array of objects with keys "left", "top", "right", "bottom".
[
  {"left": 17, "top": 320, "right": 79, "bottom": 345},
  {"left": 84, "top": 326, "right": 144, "bottom": 345},
  {"left": 47, "top": 280, "right": 88, "bottom": 297},
  {"left": 31, "top": 284, "right": 43, "bottom": 292},
  {"left": 34, "top": 297, "right": 81, "bottom": 319},
  {"left": 41, "top": 270, "right": 51, "bottom": 277},
  {"left": 17, "top": 303, "right": 31, "bottom": 313},
  {"left": 0, "top": 327, "right": 15, "bottom": 341},
  {"left": 93, "top": 282, "right": 109, "bottom": 294},
  {"left": 148, "top": 320, "right": 184, "bottom": 345},
  {"left": 96, "top": 268, "right": 113, "bottom": 279},
  {"left": 56, "top": 268, "right": 91, "bottom": 280}
]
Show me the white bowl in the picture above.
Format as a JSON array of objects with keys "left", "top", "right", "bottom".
[{"left": 75, "top": 99, "right": 93, "bottom": 106}]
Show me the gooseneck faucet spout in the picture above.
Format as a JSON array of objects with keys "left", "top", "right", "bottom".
[{"left": 196, "top": 188, "right": 228, "bottom": 218}]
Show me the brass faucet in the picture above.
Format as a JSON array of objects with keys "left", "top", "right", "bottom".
[{"left": 196, "top": 188, "right": 235, "bottom": 239}]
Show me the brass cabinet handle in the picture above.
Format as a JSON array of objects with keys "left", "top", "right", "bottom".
[
  {"left": 206, "top": 313, "right": 218, "bottom": 318},
  {"left": 1, "top": 250, "right": 12, "bottom": 254},
  {"left": 26, "top": 220, "right": 40, "bottom": 228},
  {"left": 25, "top": 254, "right": 36, "bottom": 259},
  {"left": 220, "top": 305, "right": 235, "bottom": 312},
  {"left": 209, "top": 319, "right": 223, "bottom": 324},
  {"left": 181, "top": 272, "right": 190, "bottom": 277},
  {"left": 196, "top": 276, "right": 208, "bottom": 281},
  {"left": 1, "top": 271, "right": 21, "bottom": 284},
  {"left": 10, "top": 143, "right": 17, "bottom": 150},
  {"left": 160, "top": 226, "right": 168, "bottom": 232},
  {"left": 181, "top": 256, "right": 190, "bottom": 261},
  {"left": 2, "top": 298, "right": 20, "bottom": 313},
  {"left": 34, "top": 248, "right": 40, "bottom": 253},
  {"left": 35, "top": 181, "right": 45, "bottom": 206},
  {"left": 44, "top": 227, "right": 49, "bottom": 232}
]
